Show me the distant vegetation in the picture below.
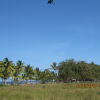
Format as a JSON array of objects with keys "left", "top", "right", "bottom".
[{"left": 0, "top": 58, "right": 100, "bottom": 85}]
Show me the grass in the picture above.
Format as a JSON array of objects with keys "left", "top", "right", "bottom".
[{"left": 0, "top": 83, "right": 100, "bottom": 100}]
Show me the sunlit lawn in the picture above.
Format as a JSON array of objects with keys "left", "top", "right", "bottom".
[{"left": 0, "top": 83, "right": 100, "bottom": 100}]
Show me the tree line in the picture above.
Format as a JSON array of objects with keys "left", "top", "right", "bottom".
[
  {"left": 57, "top": 59, "right": 100, "bottom": 82},
  {"left": 0, "top": 58, "right": 56, "bottom": 85},
  {"left": 0, "top": 58, "right": 100, "bottom": 85}
]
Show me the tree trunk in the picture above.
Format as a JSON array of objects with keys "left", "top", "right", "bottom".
[{"left": 4, "top": 79, "right": 6, "bottom": 85}]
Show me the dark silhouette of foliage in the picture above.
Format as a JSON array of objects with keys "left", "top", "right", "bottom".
[{"left": 48, "top": 0, "right": 53, "bottom": 4}]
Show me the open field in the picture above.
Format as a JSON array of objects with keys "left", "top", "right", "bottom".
[{"left": 0, "top": 83, "right": 100, "bottom": 100}]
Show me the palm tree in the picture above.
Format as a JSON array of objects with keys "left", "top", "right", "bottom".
[
  {"left": 0, "top": 61, "right": 4, "bottom": 83},
  {"left": 40, "top": 69, "right": 54, "bottom": 84},
  {"left": 1, "top": 58, "right": 14, "bottom": 85},
  {"left": 23, "top": 65, "right": 34, "bottom": 84},
  {"left": 50, "top": 62, "right": 58, "bottom": 81},
  {"left": 35, "top": 67, "right": 41, "bottom": 84},
  {"left": 50, "top": 62, "right": 57, "bottom": 71},
  {"left": 13, "top": 60, "right": 24, "bottom": 84}
]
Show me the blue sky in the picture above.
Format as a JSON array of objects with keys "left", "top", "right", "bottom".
[{"left": 0, "top": 0, "right": 100, "bottom": 69}]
